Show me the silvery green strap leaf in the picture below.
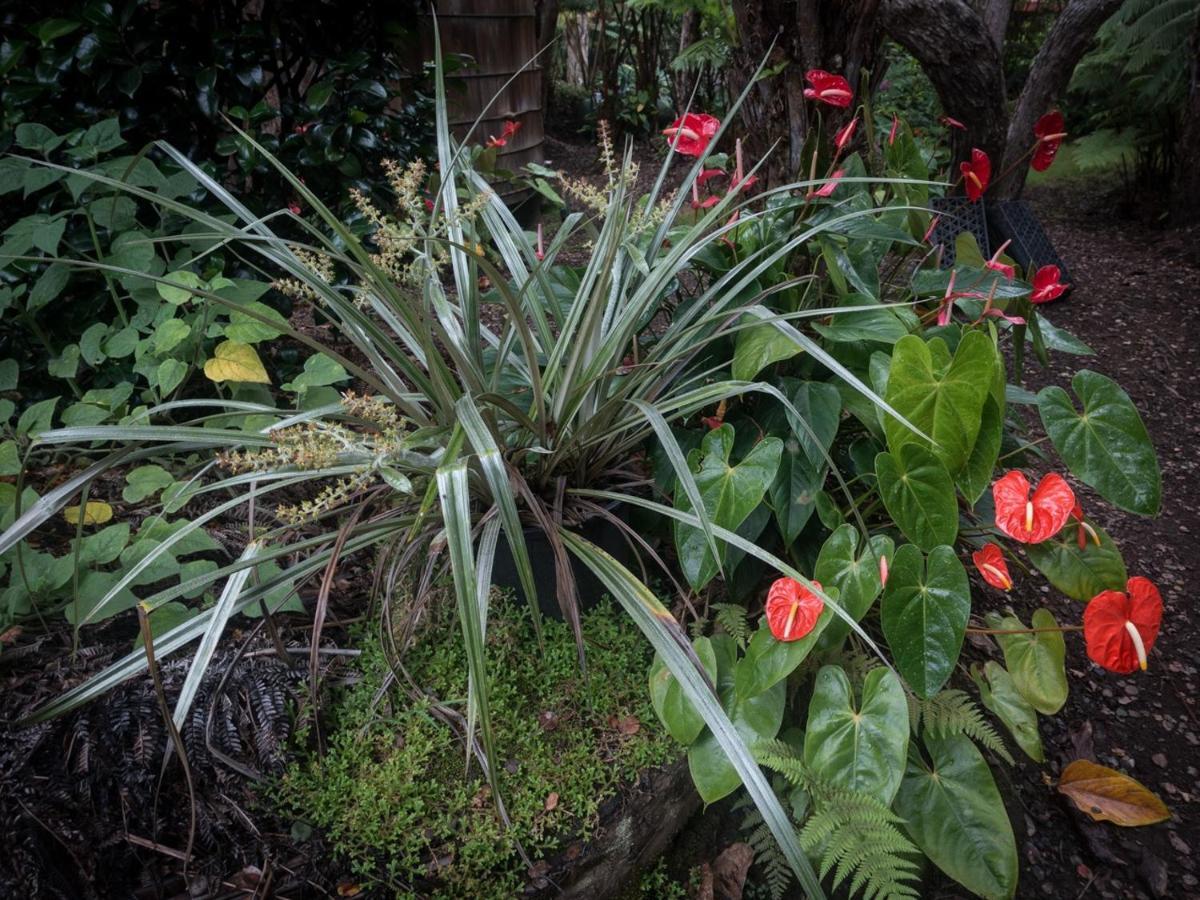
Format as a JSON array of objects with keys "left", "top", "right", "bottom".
[
  {"left": 437, "top": 461, "right": 501, "bottom": 789},
  {"left": 171, "top": 541, "right": 262, "bottom": 731},
  {"left": 560, "top": 530, "right": 826, "bottom": 900},
  {"left": 630, "top": 399, "right": 722, "bottom": 577},
  {"left": 455, "top": 395, "right": 542, "bottom": 640},
  {"left": 32, "top": 425, "right": 275, "bottom": 447}
]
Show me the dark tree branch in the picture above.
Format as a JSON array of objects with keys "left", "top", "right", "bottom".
[
  {"left": 982, "top": 0, "right": 1012, "bottom": 52},
  {"left": 997, "top": 0, "right": 1125, "bottom": 196}
]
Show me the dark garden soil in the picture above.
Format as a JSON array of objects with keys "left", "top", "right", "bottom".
[{"left": 2, "top": 148, "right": 1198, "bottom": 900}]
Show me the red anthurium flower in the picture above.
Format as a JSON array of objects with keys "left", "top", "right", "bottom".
[
  {"left": 803, "top": 70, "right": 853, "bottom": 108},
  {"left": 940, "top": 115, "right": 967, "bottom": 130},
  {"left": 936, "top": 270, "right": 986, "bottom": 327},
  {"left": 697, "top": 168, "right": 726, "bottom": 186},
  {"left": 834, "top": 117, "right": 859, "bottom": 152},
  {"left": 960, "top": 148, "right": 991, "bottom": 202},
  {"left": 1083, "top": 577, "right": 1163, "bottom": 673},
  {"left": 287, "top": 200, "right": 302, "bottom": 215},
  {"left": 663, "top": 112, "right": 720, "bottom": 157},
  {"left": 922, "top": 215, "right": 942, "bottom": 245},
  {"left": 535, "top": 222, "right": 545, "bottom": 261},
  {"left": 993, "top": 470, "right": 1075, "bottom": 544},
  {"left": 888, "top": 114, "right": 899, "bottom": 146},
  {"left": 1032, "top": 110, "right": 1066, "bottom": 172},
  {"left": 879, "top": 555, "right": 889, "bottom": 588},
  {"left": 1031, "top": 265, "right": 1069, "bottom": 303},
  {"left": 765, "top": 577, "right": 824, "bottom": 642},
  {"left": 972, "top": 543, "right": 1013, "bottom": 591},
  {"left": 502, "top": 119, "right": 521, "bottom": 140},
  {"left": 808, "top": 169, "right": 845, "bottom": 198}
]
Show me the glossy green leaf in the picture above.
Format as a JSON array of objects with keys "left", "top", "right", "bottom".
[
  {"left": 649, "top": 635, "right": 718, "bottom": 745},
  {"left": 971, "top": 661, "right": 1044, "bottom": 763},
  {"left": 733, "top": 600, "right": 835, "bottom": 700},
  {"left": 895, "top": 733, "right": 1018, "bottom": 900},
  {"left": 674, "top": 425, "right": 782, "bottom": 589},
  {"left": 1038, "top": 370, "right": 1160, "bottom": 515},
  {"left": 813, "top": 524, "right": 893, "bottom": 651},
  {"left": 984, "top": 609, "right": 1068, "bottom": 715},
  {"left": 804, "top": 665, "right": 909, "bottom": 803},
  {"left": 876, "top": 445, "right": 959, "bottom": 550},
  {"left": 957, "top": 395, "right": 1003, "bottom": 506},
  {"left": 884, "top": 331, "right": 996, "bottom": 473},
  {"left": 1026, "top": 522, "right": 1126, "bottom": 601},
  {"left": 731, "top": 320, "right": 803, "bottom": 381},
  {"left": 881, "top": 544, "right": 970, "bottom": 698},
  {"left": 688, "top": 677, "right": 785, "bottom": 803}
]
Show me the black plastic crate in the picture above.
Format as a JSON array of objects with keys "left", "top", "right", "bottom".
[
  {"left": 987, "top": 199, "right": 1072, "bottom": 299},
  {"left": 930, "top": 196, "right": 990, "bottom": 269}
]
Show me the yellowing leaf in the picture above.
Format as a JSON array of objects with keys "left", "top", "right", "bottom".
[
  {"left": 1057, "top": 759, "right": 1170, "bottom": 826},
  {"left": 203, "top": 341, "right": 270, "bottom": 384},
  {"left": 63, "top": 501, "right": 114, "bottom": 526}
]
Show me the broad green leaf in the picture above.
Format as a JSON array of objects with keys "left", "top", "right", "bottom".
[
  {"left": 957, "top": 395, "right": 1003, "bottom": 505},
  {"left": 804, "top": 665, "right": 909, "bottom": 803},
  {"left": 1038, "top": 370, "right": 1160, "bottom": 515},
  {"left": 731, "top": 320, "right": 803, "bottom": 381},
  {"left": 157, "top": 358, "right": 188, "bottom": 395},
  {"left": 75, "top": 522, "right": 131, "bottom": 566},
  {"left": 985, "top": 609, "right": 1068, "bottom": 715},
  {"left": 64, "top": 570, "right": 138, "bottom": 623},
  {"left": 875, "top": 445, "right": 959, "bottom": 550},
  {"left": 0, "top": 441, "right": 20, "bottom": 476},
  {"left": 204, "top": 341, "right": 270, "bottom": 384},
  {"left": 16, "top": 397, "right": 57, "bottom": 437},
  {"left": 895, "top": 733, "right": 1018, "bottom": 900},
  {"left": 674, "top": 425, "right": 782, "bottom": 589},
  {"left": 132, "top": 602, "right": 199, "bottom": 649},
  {"left": 813, "top": 524, "right": 892, "bottom": 651},
  {"left": 884, "top": 331, "right": 995, "bottom": 472},
  {"left": 733, "top": 600, "right": 835, "bottom": 700},
  {"left": 123, "top": 465, "right": 175, "bottom": 503},
  {"left": 881, "top": 544, "right": 970, "bottom": 698},
  {"left": 768, "top": 445, "right": 825, "bottom": 543},
  {"left": 281, "top": 352, "right": 349, "bottom": 393},
  {"left": 0, "top": 358, "right": 17, "bottom": 391},
  {"left": 152, "top": 317, "right": 191, "bottom": 354},
  {"left": 650, "top": 635, "right": 718, "bottom": 745},
  {"left": 971, "top": 661, "right": 1044, "bottom": 763},
  {"left": 224, "top": 300, "right": 289, "bottom": 343},
  {"left": 688, "top": 677, "right": 785, "bottom": 803},
  {"left": 29, "top": 264, "right": 70, "bottom": 311},
  {"left": 811, "top": 296, "right": 908, "bottom": 344},
  {"left": 157, "top": 270, "right": 204, "bottom": 305},
  {"left": 762, "top": 381, "right": 840, "bottom": 543},
  {"left": 1026, "top": 522, "right": 1126, "bottom": 601}
]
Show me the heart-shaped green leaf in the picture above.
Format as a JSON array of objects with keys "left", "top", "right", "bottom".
[
  {"left": 649, "top": 636, "right": 718, "bottom": 745},
  {"left": 876, "top": 445, "right": 959, "bottom": 550},
  {"left": 881, "top": 544, "right": 970, "bottom": 698},
  {"left": 1026, "top": 522, "right": 1126, "bottom": 601},
  {"left": 731, "top": 320, "right": 803, "bottom": 381},
  {"left": 734, "top": 600, "right": 835, "bottom": 700},
  {"left": 1038, "top": 370, "right": 1160, "bottom": 515},
  {"left": 985, "top": 609, "right": 1068, "bottom": 715},
  {"left": 884, "top": 330, "right": 996, "bottom": 473},
  {"left": 804, "top": 665, "right": 909, "bottom": 803},
  {"left": 762, "top": 381, "right": 840, "bottom": 543},
  {"left": 971, "top": 661, "right": 1044, "bottom": 763},
  {"left": 894, "top": 733, "right": 1018, "bottom": 900},
  {"left": 674, "top": 425, "right": 782, "bottom": 589},
  {"left": 813, "top": 524, "right": 893, "bottom": 651},
  {"left": 687, "top": 677, "right": 785, "bottom": 804},
  {"left": 957, "top": 395, "right": 1003, "bottom": 506}
]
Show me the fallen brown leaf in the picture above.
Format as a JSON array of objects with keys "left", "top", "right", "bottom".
[
  {"left": 544, "top": 792, "right": 559, "bottom": 811},
  {"left": 1058, "top": 759, "right": 1171, "bottom": 826}
]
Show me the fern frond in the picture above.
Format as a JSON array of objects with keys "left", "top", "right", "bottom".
[
  {"left": 913, "top": 689, "right": 1013, "bottom": 765},
  {"left": 837, "top": 647, "right": 883, "bottom": 686},
  {"left": 756, "top": 741, "right": 921, "bottom": 900},
  {"left": 712, "top": 602, "right": 750, "bottom": 649},
  {"left": 742, "top": 808, "right": 793, "bottom": 900}
]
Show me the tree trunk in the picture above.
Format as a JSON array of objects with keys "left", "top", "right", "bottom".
[
  {"left": 996, "top": 0, "right": 1124, "bottom": 196},
  {"left": 729, "top": 0, "right": 882, "bottom": 182},
  {"left": 982, "top": 0, "right": 1012, "bottom": 52},
  {"left": 564, "top": 12, "right": 589, "bottom": 88},
  {"left": 1171, "top": 18, "right": 1200, "bottom": 224},
  {"left": 881, "top": 0, "right": 1008, "bottom": 166},
  {"left": 674, "top": 8, "right": 699, "bottom": 109}
]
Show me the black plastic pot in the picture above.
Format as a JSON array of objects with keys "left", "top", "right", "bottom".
[
  {"left": 930, "top": 196, "right": 991, "bottom": 268},
  {"left": 491, "top": 503, "right": 638, "bottom": 621},
  {"left": 986, "top": 199, "right": 1072, "bottom": 301}
]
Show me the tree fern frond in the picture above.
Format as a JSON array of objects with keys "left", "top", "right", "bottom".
[
  {"left": 913, "top": 689, "right": 1013, "bottom": 764},
  {"left": 742, "top": 808, "right": 794, "bottom": 900},
  {"left": 712, "top": 602, "right": 750, "bottom": 649},
  {"left": 756, "top": 741, "right": 921, "bottom": 900},
  {"left": 837, "top": 647, "right": 883, "bottom": 686}
]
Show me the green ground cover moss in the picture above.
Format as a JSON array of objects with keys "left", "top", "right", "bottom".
[{"left": 276, "top": 600, "right": 675, "bottom": 898}]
